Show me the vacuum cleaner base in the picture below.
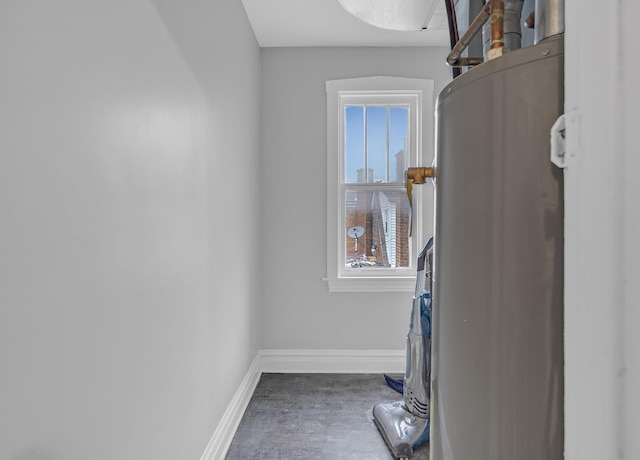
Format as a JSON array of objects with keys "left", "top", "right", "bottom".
[{"left": 373, "top": 400, "right": 429, "bottom": 459}]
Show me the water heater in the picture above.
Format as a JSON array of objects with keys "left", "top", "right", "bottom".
[{"left": 429, "top": 34, "right": 564, "bottom": 459}]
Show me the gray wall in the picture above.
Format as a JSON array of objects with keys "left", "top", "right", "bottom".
[
  {"left": 260, "top": 47, "right": 451, "bottom": 350},
  {"left": 0, "top": 1, "right": 261, "bottom": 458},
  {"left": 564, "top": 0, "right": 640, "bottom": 458}
]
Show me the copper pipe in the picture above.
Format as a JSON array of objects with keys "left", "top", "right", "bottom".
[
  {"left": 407, "top": 167, "right": 434, "bottom": 186},
  {"left": 446, "top": 2, "right": 491, "bottom": 67},
  {"left": 406, "top": 167, "right": 435, "bottom": 236},
  {"left": 489, "top": 0, "right": 505, "bottom": 59}
]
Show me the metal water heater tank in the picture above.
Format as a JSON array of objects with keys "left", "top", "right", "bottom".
[{"left": 429, "top": 34, "right": 564, "bottom": 459}]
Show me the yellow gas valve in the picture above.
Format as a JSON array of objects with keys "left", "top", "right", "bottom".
[{"left": 406, "top": 166, "right": 434, "bottom": 207}]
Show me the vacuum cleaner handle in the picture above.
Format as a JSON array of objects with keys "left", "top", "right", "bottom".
[
  {"left": 415, "top": 237, "right": 434, "bottom": 296},
  {"left": 417, "top": 237, "right": 434, "bottom": 273}
]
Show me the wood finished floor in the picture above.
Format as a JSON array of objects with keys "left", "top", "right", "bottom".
[{"left": 226, "top": 373, "right": 429, "bottom": 459}]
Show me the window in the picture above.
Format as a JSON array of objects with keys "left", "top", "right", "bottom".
[{"left": 325, "top": 77, "right": 434, "bottom": 292}]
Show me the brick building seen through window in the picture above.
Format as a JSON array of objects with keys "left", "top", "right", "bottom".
[{"left": 344, "top": 149, "right": 410, "bottom": 269}]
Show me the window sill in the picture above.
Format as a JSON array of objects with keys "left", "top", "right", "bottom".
[{"left": 323, "top": 276, "right": 416, "bottom": 293}]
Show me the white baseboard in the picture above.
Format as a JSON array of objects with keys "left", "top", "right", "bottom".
[
  {"left": 200, "top": 355, "right": 262, "bottom": 460},
  {"left": 259, "top": 349, "right": 405, "bottom": 374},
  {"left": 201, "top": 349, "right": 405, "bottom": 459}
]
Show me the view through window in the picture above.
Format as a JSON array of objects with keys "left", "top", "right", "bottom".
[
  {"left": 325, "top": 77, "right": 433, "bottom": 292},
  {"left": 343, "top": 104, "right": 411, "bottom": 270}
]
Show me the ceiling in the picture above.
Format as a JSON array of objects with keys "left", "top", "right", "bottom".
[{"left": 241, "top": 0, "right": 451, "bottom": 47}]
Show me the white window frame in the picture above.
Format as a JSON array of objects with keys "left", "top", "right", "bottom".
[{"left": 324, "top": 76, "right": 434, "bottom": 293}]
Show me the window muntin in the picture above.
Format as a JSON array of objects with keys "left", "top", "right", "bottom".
[
  {"left": 344, "top": 104, "right": 409, "bottom": 184},
  {"left": 325, "top": 77, "right": 434, "bottom": 292},
  {"left": 342, "top": 102, "right": 411, "bottom": 271},
  {"left": 338, "top": 94, "right": 418, "bottom": 278}
]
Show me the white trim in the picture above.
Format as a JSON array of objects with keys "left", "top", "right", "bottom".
[
  {"left": 259, "top": 348, "right": 405, "bottom": 373},
  {"left": 325, "top": 76, "right": 434, "bottom": 293},
  {"left": 200, "top": 349, "right": 405, "bottom": 459},
  {"left": 323, "top": 276, "right": 416, "bottom": 292},
  {"left": 200, "top": 355, "right": 262, "bottom": 460}
]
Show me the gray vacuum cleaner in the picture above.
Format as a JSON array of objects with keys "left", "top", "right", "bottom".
[{"left": 373, "top": 237, "right": 433, "bottom": 459}]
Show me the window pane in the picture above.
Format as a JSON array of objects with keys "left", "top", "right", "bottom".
[
  {"left": 366, "top": 106, "right": 388, "bottom": 183},
  {"left": 389, "top": 107, "right": 409, "bottom": 183},
  {"left": 344, "top": 189, "right": 411, "bottom": 269},
  {"left": 344, "top": 106, "right": 365, "bottom": 183}
]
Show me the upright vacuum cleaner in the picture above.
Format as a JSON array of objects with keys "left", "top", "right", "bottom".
[{"left": 373, "top": 237, "right": 433, "bottom": 459}]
